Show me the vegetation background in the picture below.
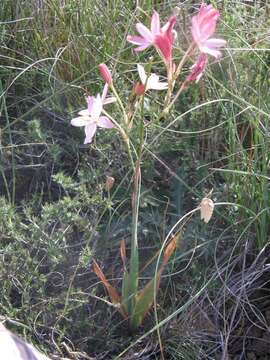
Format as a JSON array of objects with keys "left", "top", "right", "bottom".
[{"left": 0, "top": 0, "right": 270, "bottom": 359}]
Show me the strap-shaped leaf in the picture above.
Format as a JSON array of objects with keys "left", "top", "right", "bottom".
[
  {"left": 121, "top": 269, "right": 131, "bottom": 315},
  {"left": 92, "top": 259, "right": 127, "bottom": 318},
  {"left": 130, "top": 236, "right": 178, "bottom": 329}
]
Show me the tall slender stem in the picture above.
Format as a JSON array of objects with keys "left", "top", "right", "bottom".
[{"left": 111, "top": 84, "right": 128, "bottom": 124}]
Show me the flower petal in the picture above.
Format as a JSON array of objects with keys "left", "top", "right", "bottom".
[
  {"left": 127, "top": 35, "right": 148, "bottom": 45},
  {"left": 78, "top": 109, "right": 89, "bottom": 116},
  {"left": 134, "top": 43, "right": 151, "bottom": 52},
  {"left": 147, "top": 74, "right": 168, "bottom": 90},
  {"left": 91, "top": 94, "right": 103, "bottom": 120},
  {"left": 101, "top": 83, "right": 109, "bottom": 103},
  {"left": 187, "top": 54, "right": 208, "bottom": 82},
  {"left": 137, "top": 64, "right": 147, "bottom": 84},
  {"left": 199, "top": 45, "right": 222, "bottom": 58},
  {"left": 84, "top": 123, "right": 97, "bottom": 144},
  {"left": 87, "top": 96, "right": 95, "bottom": 113},
  {"left": 204, "top": 38, "right": 227, "bottom": 48},
  {"left": 98, "top": 116, "right": 115, "bottom": 129},
  {"left": 136, "top": 23, "right": 154, "bottom": 43},
  {"left": 151, "top": 11, "right": 160, "bottom": 35},
  {"left": 71, "top": 116, "right": 91, "bottom": 127},
  {"left": 103, "top": 96, "right": 117, "bottom": 105}
]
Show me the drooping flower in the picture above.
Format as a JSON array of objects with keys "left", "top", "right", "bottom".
[
  {"left": 200, "top": 197, "right": 214, "bottom": 223},
  {"left": 136, "top": 64, "right": 168, "bottom": 94},
  {"left": 99, "top": 63, "right": 113, "bottom": 85},
  {"left": 191, "top": 3, "right": 226, "bottom": 58},
  {"left": 71, "top": 85, "right": 116, "bottom": 144},
  {"left": 187, "top": 53, "right": 208, "bottom": 82},
  {"left": 127, "top": 11, "right": 176, "bottom": 62}
]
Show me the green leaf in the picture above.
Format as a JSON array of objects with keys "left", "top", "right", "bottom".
[
  {"left": 130, "top": 269, "right": 162, "bottom": 331},
  {"left": 121, "top": 269, "right": 131, "bottom": 315}
]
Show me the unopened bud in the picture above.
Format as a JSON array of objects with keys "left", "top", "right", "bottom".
[
  {"left": 105, "top": 176, "right": 115, "bottom": 190},
  {"left": 98, "top": 63, "right": 112, "bottom": 85},
  {"left": 200, "top": 197, "right": 214, "bottom": 223},
  {"left": 134, "top": 82, "right": 145, "bottom": 96}
]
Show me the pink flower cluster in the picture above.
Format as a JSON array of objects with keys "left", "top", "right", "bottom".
[
  {"left": 127, "top": 3, "right": 226, "bottom": 81},
  {"left": 71, "top": 4, "right": 226, "bottom": 144}
]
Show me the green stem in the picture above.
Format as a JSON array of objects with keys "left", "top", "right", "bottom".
[
  {"left": 111, "top": 84, "right": 128, "bottom": 124},
  {"left": 174, "top": 43, "right": 194, "bottom": 80},
  {"left": 102, "top": 109, "right": 135, "bottom": 171},
  {"left": 129, "top": 86, "right": 146, "bottom": 330},
  {"left": 129, "top": 161, "right": 141, "bottom": 330}
]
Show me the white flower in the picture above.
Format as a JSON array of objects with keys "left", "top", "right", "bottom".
[{"left": 137, "top": 64, "right": 168, "bottom": 91}]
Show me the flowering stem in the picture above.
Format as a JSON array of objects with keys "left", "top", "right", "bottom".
[
  {"left": 164, "top": 80, "right": 187, "bottom": 115},
  {"left": 129, "top": 161, "right": 141, "bottom": 329},
  {"left": 110, "top": 84, "right": 128, "bottom": 125},
  {"left": 164, "top": 44, "right": 194, "bottom": 109},
  {"left": 164, "top": 61, "right": 174, "bottom": 108},
  {"left": 174, "top": 43, "right": 194, "bottom": 80},
  {"left": 102, "top": 109, "right": 135, "bottom": 171}
]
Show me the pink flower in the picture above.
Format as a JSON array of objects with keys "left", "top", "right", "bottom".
[
  {"left": 127, "top": 11, "right": 176, "bottom": 62},
  {"left": 71, "top": 85, "right": 116, "bottom": 144},
  {"left": 187, "top": 54, "right": 208, "bottom": 82},
  {"left": 191, "top": 3, "right": 226, "bottom": 58},
  {"left": 154, "top": 15, "right": 176, "bottom": 63},
  {"left": 99, "top": 63, "right": 112, "bottom": 85}
]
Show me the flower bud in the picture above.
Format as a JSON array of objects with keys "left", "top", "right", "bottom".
[
  {"left": 134, "top": 82, "right": 145, "bottom": 96},
  {"left": 98, "top": 63, "right": 112, "bottom": 85}
]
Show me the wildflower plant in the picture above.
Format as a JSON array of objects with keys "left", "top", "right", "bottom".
[{"left": 70, "top": 3, "right": 226, "bottom": 331}]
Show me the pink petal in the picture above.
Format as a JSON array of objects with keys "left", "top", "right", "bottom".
[
  {"left": 71, "top": 116, "right": 91, "bottom": 127},
  {"left": 91, "top": 94, "right": 103, "bottom": 120},
  {"left": 84, "top": 123, "right": 97, "bottom": 144},
  {"left": 101, "top": 83, "right": 109, "bottom": 103},
  {"left": 155, "top": 34, "right": 172, "bottom": 62},
  {"left": 191, "top": 17, "right": 202, "bottom": 44},
  {"left": 200, "top": 14, "right": 219, "bottom": 39},
  {"left": 151, "top": 11, "right": 160, "bottom": 35},
  {"left": 127, "top": 35, "right": 147, "bottom": 45},
  {"left": 164, "top": 15, "right": 176, "bottom": 41},
  {"left": 204, "top": 38, "right": 226, "bottom": 48},
  {"left": 98, "top": 116, "right": 115, "bottom": 129},
  {"left": 136, "top": 23, "right": 154, "bottom": 42},
  {"left": 134, "top": 43, "right": 151, "bottom": 52},
  {"left": 200, "top": 45, "right": 222, "bottom": 58},
  {"left": 87, "top": 96, "right": 95, "bottom": 112},
  {"left": 187, "top": 54, "right": 208, "bottom": 82}
]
